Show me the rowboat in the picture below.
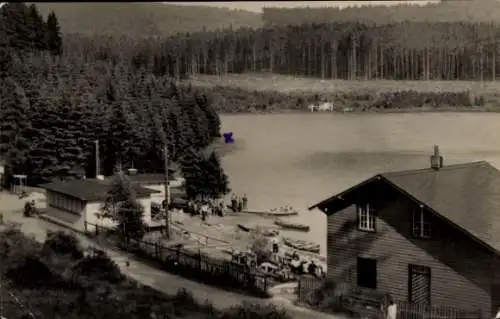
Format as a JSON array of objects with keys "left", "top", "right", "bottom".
[
  {"left": 274, "top": 219, "right": 310, "bottom": 232},
  {"left": 237, "top": 223, "right": 252, "bottom": 232},
  {"left": 283, "top": 237, "right": 320, "bottom": 254},
  {"left": 237, "top": 223, "right": 280, "bottom": 237}
]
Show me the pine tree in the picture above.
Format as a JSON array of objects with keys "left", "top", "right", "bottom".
[
  {"left": 0, "top": 78, "right": 32, "bottom": 175},
  {"left": 27, "top": 4, "right": 47, "bottom": 51},
  {"left": 52, "top": 93, "right": 86, "bottom": 180},
  {"left": 0, "top": 3, "right": 31, "bottom": 51},
  {"left": 206, "top": 151, "right": 230, "bottom": 198},
  {"left": 181, "top": 150, "right": 230, "bottom": 200},
  {"left": 101, "top": 172, "right": 146, "bottom": 241},
  {"left": 45, "top": 11, "right": 62, "bottom": 56},
  {"left": 103, "top": 101, "right": 136, "bottom": 175}
]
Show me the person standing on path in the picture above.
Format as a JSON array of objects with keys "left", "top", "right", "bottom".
[
  {"left": 219, "top": 202, "right": 225, "bottom": 216},
  {"left": 386, "top": 298, "right": 397, "bottom": 319},
  {"left": 242, "top": 194, "right": 248, "bottom": 210},
  {"left": 231, "top": 193, "right": 237, "bottom": 212},
  {"left": 271, "top": 236, "right": 279, "bottom": 254},
  {"left": 237, "top": 198, "right": 243, "bottom": 212}
]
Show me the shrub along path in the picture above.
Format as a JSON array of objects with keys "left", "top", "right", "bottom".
[{"left": 0, "top": 192, "right": 343, "bottom": 319}]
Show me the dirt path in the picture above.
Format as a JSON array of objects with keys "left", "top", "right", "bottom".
[{"left": 0, "top": 192, "right": 344, "bottom": 319}]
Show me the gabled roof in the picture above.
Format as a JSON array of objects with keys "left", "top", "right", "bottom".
[
  {"left": 309, "top": 161, "right": 500, "bottom": 255},
  {"left": 40, "top": 179, "right": 161, "bottom": 202}
]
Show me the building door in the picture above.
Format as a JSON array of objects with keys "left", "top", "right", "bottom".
[
  {"left": 408, "top": 264, "right": 431, "bottom": 305},
  {"left": 357, "top": 257, "right": 377, "bottom": 289}
]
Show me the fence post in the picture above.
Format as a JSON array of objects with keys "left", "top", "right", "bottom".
[{"left": 297, "top": 278, "right": 301, "bottom": 303}]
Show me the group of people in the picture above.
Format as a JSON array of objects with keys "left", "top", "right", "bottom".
[
  {"left": 186, "top": 199, "right": 226, "bottom": 221},
  {"left": 230, "top": 193, "right": 248, "bottom": 212}
]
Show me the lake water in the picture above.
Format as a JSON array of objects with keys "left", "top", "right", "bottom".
[{"left": 219, "top": 113, "right": 500, "bottom": 255}]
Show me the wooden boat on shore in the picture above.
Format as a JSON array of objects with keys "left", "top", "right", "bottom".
[
  {"left": 237, "top": 223, "right": 279, "bottom": 237},
  {"left": 229, "top": 206, "right": 299, "bottom": 217},
  {"left": 237, "top": 223, "right": 252, "bottom": 232},
  {"left": 283, "top": 237, "right": 320, "bottom": 254},
  {"left": 274, "top": 219, "right": 310, "bottom": 232}
]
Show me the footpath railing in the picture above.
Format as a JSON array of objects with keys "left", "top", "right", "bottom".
[
  {"left": 297, "top": 276, "right": 482, "bottom": 319},
  {"left": 84, "top": 221, "right": 270, "bottom": 298}
]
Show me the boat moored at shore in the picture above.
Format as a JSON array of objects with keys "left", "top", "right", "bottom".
[
  {"left": 274, "top": 218, "right": 310, "bottom": 232},
  {"left": 282, "top": 237, "right": 320, "bottom": 254}
]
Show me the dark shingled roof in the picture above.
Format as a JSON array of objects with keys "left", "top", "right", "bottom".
[
  {"left": 309, "top": 161, "right": 500, "bottom": 254},
  {"left": 40, "top": 179, "right": 161, "bottom": 202}
]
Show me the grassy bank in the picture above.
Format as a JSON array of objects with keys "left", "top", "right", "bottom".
[{"left": 185, "top": 74, "right": 500, "bottom": 114}]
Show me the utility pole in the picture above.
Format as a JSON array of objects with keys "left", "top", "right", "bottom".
[
  {"left": 163, "top": 143, "right": 171, "bottom": 239},
  {"left": 95, "top": 140, "right": 100, "bottom": 178}
]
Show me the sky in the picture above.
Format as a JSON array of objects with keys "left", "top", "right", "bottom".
[{"left": 165, "top": 1, "right": 440, "bottom": 12}]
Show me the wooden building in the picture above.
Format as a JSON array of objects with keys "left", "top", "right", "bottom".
[
  {"left": 309, "top": 150, "right": 500, "bottom": 318},
  {"left": 40, "top": 177, "right": 162, "bottom": 233}
]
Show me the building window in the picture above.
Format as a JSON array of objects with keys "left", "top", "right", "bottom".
[
  {"left": 357, "top": 203, "right": 376, "bottom": 232},
  {"left": 412, "top": 206, "right": 432, "bottom": 239},
  {"left": 357, "top": 257, "right": 377, "bottom": 289}
]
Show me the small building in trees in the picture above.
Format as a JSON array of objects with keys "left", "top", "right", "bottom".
[
  {"left": 309, "top": 148, "right": 500, "bottom": 318},
  {"left": 40, "top": 178, "right": 162, "bottom": 233}
]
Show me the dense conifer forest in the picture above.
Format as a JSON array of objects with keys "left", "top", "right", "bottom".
[
  {"left": 0, "top": 3, "right": 221, "bottom": 185},
  {"left": 123, "top": 20, "right": 500, "bottom": 81},
  {"left": 32, "top": 3, "right": 263, "bottom": 37}
]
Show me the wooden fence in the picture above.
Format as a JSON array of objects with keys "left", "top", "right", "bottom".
[
  {"left": 297, "top": 276, "right": 482, "bottom": 319},
  {"left": 397, "top": 303, "right": 482, "bottom": 319},
  {"left": 84, "top": 221, "right": 270, "bottom": 298}
]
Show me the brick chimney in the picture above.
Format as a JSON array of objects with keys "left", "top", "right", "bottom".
[{"left": 430, "top": 145, "right": 444, "bottom": 170}]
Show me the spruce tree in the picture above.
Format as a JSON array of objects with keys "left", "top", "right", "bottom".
[
  {"left": 103, "top": 101, "right": 135, "bottom": 175},
  {"left": 45, "top": 11, "right": 62, "bottom": 56},
  {"left": 206, "top": 151, "right": 230, "bottom": 198},
  {"left": 101, "top": 172, "right": 146, "bottom": 242},
  {"left": 0, "top": 78, "right": 32, "bottom": 175},
  {"left": 0, "top": 3, "right": 31, "bottom": 51},
  {"left": 27, "top": 4, "right": 47, "bottom": 51},
  {"left": 30, "top": 90, "right": 85, "bottom": 181},
  {"left": 181, "top": 150, "right": 230, "bottom": 200}
]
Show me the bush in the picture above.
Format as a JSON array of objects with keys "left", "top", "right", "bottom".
[
  {"left": 69, "top": 249, "right": 125, "bottom": 285},
  {"left": 250, "top": 235, "right": 272, "bottom": 264},
  {"left": 43, "top": 230, "right": 84, "bottom": 259},
  {"left": 219, "top": 302, "right": 292, "bottom": 319},
  {"left": 305, "top": 279, "right": 347, "bottom": 313}
]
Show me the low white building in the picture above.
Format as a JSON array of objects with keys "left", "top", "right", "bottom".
[{"left": 40, "top": 178, "right": 162, "bottom": 233}]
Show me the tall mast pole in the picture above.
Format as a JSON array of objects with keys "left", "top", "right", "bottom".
[
  {"left": 95, "top": 140, "right": 100, "bottom": 177},
  {"left": 163, "top": 143, "right": 170, "bottom": 239}
]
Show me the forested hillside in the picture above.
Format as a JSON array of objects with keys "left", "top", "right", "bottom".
[
  {"left": 262, "top": 0, "right": 500, "bottom": 26},
  {"left": 90, "top": 20, "right": 500, "bottom": 81},
  {"left": 32, "top": 3, "right": 263, "bottom": 37},
  {"left": 0, "top": 3, "right": 221, "bottom": 185}
]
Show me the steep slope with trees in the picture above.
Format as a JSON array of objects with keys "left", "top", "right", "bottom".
[
  {"left": 108, "top": 21, "right": 500, "bottom": 82},
  {"left": 32, "top": 3, "right": 263, "bottom": 37},
  {"left": 0, "top": 3, "right": 224, "bottom": 187},
  {"left": 262, "top": 0, "right": 500, "bottom": 26}
]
